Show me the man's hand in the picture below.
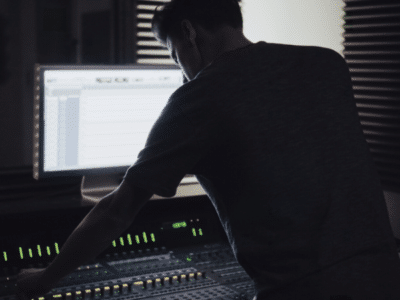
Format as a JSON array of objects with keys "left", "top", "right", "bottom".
[{"left": 16, "top": 268, "right": 53, "bottom": 300}]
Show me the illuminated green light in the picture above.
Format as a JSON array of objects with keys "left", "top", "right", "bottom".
[
  {"left": 112, "top": 240, "right": 116, "bottom": 247},
  {"left": 120, "top": 237, "right": 124, "bottom": 246},
  {"left": 135, "top": 235, "right": 140, "bottom": 244},
  {"left": 46, "top": 246, "right": 51, "bottom": 256},
  {"left": 151, "top": 233, "right": 155, "bottom": 242},
  {"left": 186, "top": 257, "right": 192, "bottom": 262},
  {"left": 53, "top": 295, "right": 62, "bottom": 298},
  {"left": 143, "top": 232, "right": 148, "bottom": 243},
  {"left": 3, "top": 251, "right": 7, "bottom": 262},
  {"left": 127, "top": 234, "right": 132, "bottom": 245},
  {"left": 37, "top": 245, "right": 42, "bottom": 257},
  {"left": 192, "top": 228, "right": 196, "bottom": 237},
  {"left": 199, "top": 228, "right": 203, "bottom": 236},
  {"left": 172, "top": 221, "right": 187, "bottom": 229},
  {"left": 29, "top": 248, "right": 33, "bottom": 258},
  {"left": 55, "top": 243, "right": 59, "bottom": 254},
  {"left": 19, "top": 247, "right": 23, "bottom": 259}
]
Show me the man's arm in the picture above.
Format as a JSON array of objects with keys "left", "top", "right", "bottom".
[{"left": 40, "top": 180, "right": 153, "bottom": 287}]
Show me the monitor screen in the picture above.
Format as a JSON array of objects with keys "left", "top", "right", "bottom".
[{"left": 33, "top": 64, "right": 184, "bottom": 180}]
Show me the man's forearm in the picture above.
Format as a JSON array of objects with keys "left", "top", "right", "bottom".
[{"left": 41, "top": 191, "right": 129, "bottom": 287}]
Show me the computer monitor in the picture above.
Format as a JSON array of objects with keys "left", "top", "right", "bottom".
[{"left": 33, "top": 64, "right": 196, "bottom": 200}]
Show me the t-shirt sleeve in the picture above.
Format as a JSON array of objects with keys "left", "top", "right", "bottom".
[{"left": 122, "top": 82, "right": 212, "bottom": 198}]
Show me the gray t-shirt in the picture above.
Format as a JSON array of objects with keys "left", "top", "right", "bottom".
[{"left": 124, "top": 41, "right": 400, "bottom": 298}]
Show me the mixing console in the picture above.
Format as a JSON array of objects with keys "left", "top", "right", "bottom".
[
  {"left": 0, "top": 196, "right": 257, "bottom": 300},
  {"left": 0, "top": 243, "right": 255, "bottom": 300}
]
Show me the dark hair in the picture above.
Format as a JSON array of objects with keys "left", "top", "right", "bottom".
[{"left": 151, "top": 0, "right": 243, "bottom": 46}]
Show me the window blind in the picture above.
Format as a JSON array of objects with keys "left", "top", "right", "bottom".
[
  {"left": 343, "top": 0, "right": 400, "bottom": 192},
  {"left": 135, "top": 0, "right": 174, "bottom": 65}
]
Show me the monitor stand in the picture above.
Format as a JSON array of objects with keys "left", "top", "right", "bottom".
[{"left": 81, "top": 173, "right": 124, "bottom": 203}]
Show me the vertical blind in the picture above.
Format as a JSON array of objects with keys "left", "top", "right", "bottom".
[
  {"left": 135, "top": 0, "right": 174, "bottom": 65},
  {"left": 343, "top": 0, "right": 400, "bottom": 192}
]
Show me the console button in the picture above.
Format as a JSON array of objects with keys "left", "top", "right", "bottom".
[
  {"left": 133, "top": 280, "right": 144, "bottom": 289},
  {"left": 188, "top": 273, "right": 195, "bottom": 281},
  {"left": 75, "top": 291, "right": 83, "bottom": 300},
  {"left": 154, "top": 278, "right": 162, "bottom": 287},
  {"left": 146, "top": 279, "right": 153, "bottom": 288},
  {"left": 171, "top": 275, "right": 178, "bottom": 284},
  {"left": 112, "top": 285, "right": 120, "bottom": 296},
  {"left": 103, "top": 286, "right": 111, "bottom": 297},
  {"left": 65, "top": 292, "right": 72, "bottom": 300},
  {"left": 84, "top": 289, "right": 92, "bottom": 298},
  {"left": 121, "top": 283, "right": 129, "bottom": 294},
  {"left": 94, "top": 288, "right": 101, "bottom": 299},
  {"left": 162, "top": 277, "right": 170, "bottom": 285}
]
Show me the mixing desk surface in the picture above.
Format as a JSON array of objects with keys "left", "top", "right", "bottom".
[
  {"left": 0, "top": 196, "right": 256, "bottom": 300},
  {"left": 1, "top": 243, "right": 255, "bottom": 300}
]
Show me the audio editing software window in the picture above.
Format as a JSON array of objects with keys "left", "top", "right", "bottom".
[{"left": 42, "top": 69, "right": 183, "bottom": 172}]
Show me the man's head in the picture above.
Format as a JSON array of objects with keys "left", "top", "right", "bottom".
[{"left": 151, "top": 0, "right": 252, "bottom": 81}]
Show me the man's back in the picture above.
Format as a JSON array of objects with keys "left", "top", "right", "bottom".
[{"left": 124, "top": 41, "right": 400, "bottom": 299}]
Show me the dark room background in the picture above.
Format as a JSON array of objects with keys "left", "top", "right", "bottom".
[{"left": 0, "top": 0, "right": 399, "bottom": 228}]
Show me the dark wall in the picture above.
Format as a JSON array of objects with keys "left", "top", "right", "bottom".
[
  {"left": 0, "top": 1, "right": 25, "bottom": 169},
  {"left": 82, "top": 11, "right": 111, "bottom": 64},
  {"left": 0, "top": 0, "right": 113, "bottom": 170}
]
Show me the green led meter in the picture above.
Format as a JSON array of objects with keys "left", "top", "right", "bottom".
[{"left": 172, "top": 221, "right": 187, "bottom": 229}]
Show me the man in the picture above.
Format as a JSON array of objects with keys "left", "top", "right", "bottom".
[{"left": 17, "top": 0, "right": 400, "bottom": 299}]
